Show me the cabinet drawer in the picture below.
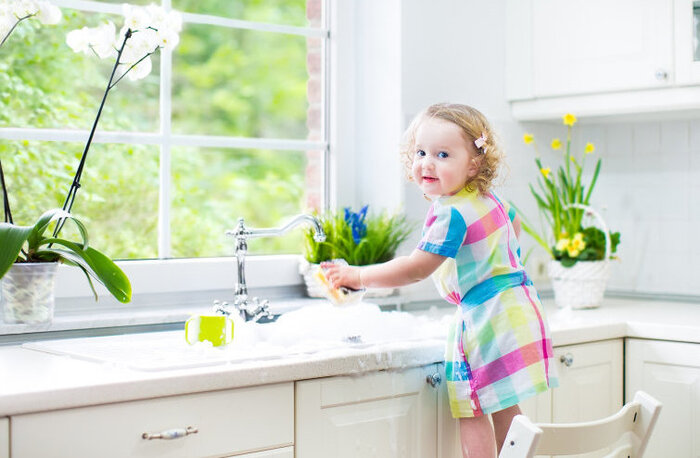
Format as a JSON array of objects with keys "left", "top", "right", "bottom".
[
  {"left": 12, "top": 383, "right": 293, "bottom": 458},
  {"left": 1, "top": 418, "right": 8, "bottom": 458}
]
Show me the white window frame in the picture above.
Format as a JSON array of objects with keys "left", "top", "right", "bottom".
[{"left": 1, "top": 0, "right": 341, "bottom": 307}]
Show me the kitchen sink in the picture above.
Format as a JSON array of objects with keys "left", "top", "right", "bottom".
[{"left": 22, "top": 302, "right": 449, "bottom": 371}]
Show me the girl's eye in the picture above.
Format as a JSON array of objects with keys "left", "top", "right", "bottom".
[
  {"left": 416, "top": 150, "right": 426, "bottom": 157},
  {"left": 438, "top": 151, "right": 449, "bottom": 158}
]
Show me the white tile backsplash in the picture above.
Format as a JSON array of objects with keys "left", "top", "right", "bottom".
[{"left": 511, "top": 119, "right": 700, "bottom": 297}]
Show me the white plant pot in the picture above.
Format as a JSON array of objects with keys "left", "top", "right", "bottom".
[
  {"left": 1, "top": 262, "right": 58, "bottom": 325},
  {"left": 548, "top": 259, "right": 610, "bottom": 309},
  {"left": 299, "top": 259, "right": 396, "bottom": 299}
]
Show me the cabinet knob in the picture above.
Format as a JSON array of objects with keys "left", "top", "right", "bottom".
[
  {"left": 426, "top": 373, "right": 442, "bottom": 387},
  {"left": 560, "top": 353, "right": 574, "bottom": 367},
  {"left": 655, "top": 69, "right": 669, "bottom": 81},
  {"left": 142, "top": 426, "right": 198, "bottom": 440}
]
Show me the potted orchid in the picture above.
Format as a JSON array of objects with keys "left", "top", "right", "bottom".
[
  {"left": 0, "top": 4, "right": 182, "bottom": 324},
  {"left": 301, "top": 205, "right": 413, "bottom": 297},
  {"left": 517, "top": 113, "right": 620, "bottom": 309}
]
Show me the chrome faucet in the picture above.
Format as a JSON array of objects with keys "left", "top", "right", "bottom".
[{"left": 216, "top": 214, "right": 326, "bottom": 322}]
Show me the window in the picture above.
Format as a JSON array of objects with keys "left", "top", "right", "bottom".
[{"left": 0, "top": 0, "right": 328, "bottom": 262}]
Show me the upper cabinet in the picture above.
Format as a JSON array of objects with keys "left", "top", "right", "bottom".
[{"left": 506, "top": 0, "right": 700, "bottom": 120}]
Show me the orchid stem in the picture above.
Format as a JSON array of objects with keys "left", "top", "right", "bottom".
[
  {"left": 0, "top": 159, "right": 13, "bottom": 224},
  {"left": 53, "top": 29, "right": 133, "bottom": 238},
  {"left": 0, "top": 14, "right": 33, "bottom": 49},
  {"left": 109, "top": 48, "right": 157, "bottom": 89}
]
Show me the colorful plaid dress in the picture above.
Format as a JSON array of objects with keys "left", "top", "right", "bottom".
[{"left": 418, "top": 187, "right": 558, "bottom": 418}]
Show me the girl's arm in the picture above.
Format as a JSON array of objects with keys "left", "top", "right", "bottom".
[{"left": 321, "top": 249, "right": 446, "bottom": 290}]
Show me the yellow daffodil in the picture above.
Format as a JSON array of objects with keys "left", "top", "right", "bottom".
[
  {"left": 567, "top": 247, "right": 581, "bottom": 257},
  {"left": 555, "top": 238, "right": 569, "bottom": 251},
  {"left": 523, "top": 133, "right": 534, "bottom": 144},
  {"left": 585, "top": 142, "right": 595, "bottom": 154},
  {"left": 566, "top": 232, "right": 586, "bottom": 257},
  {"left": 563, "top": 113, "right": 577, "bottom": 127},
  {"left": 551, "top": 138, "right": 562, "bottom": 150},
  {"left": 540, "top": 167, "right": 551, "bottom": 179}
]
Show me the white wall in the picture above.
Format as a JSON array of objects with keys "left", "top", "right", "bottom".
[{"left": 392, "top": 0, "right": 699, "bottom": 299}]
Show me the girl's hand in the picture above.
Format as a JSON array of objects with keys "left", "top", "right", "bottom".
[{"left": 320, "top": 262, "right": 363, "bottom": 290}]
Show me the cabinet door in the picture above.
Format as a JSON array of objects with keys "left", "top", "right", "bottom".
[
  {"left": 12, "top": 383, "right": 293, "bottom": 458},
  {"left": 674, "top": 0, "right": 700, "bottom": 84},
  {"left": 296, "top": 365, "right": 438, "bottom": 458},
  {"left": 436, "top": 363, "right": 461, "bottom": 458},
  {"left": 552, "top": 339, "right": 623, "bottom": 423},
  {"left": 0, "top": 418, "right": 7, "bottom": 458},
  {"left": 532, "top": 0, "right": 673, "bottom": 97},
  {"left": 232, "top": 446, "right": 294, "bottom": 458},
  {"left": 626, "top": 338, "right": 700, "bottom": 458}
]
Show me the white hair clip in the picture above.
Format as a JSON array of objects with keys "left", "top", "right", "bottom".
[{"left": 474, "top": 132, "right": 488, "bottom": 152}]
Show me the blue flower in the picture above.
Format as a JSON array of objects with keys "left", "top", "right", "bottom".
[{"left": 344, "top": 205, "right": 368, "bottom": 244}]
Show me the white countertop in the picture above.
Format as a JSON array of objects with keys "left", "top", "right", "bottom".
[{"left": 0, "top": 297, "right": 698, "bottom": 417}]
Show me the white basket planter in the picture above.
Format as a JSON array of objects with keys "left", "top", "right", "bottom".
[
  {"left": 1, "top": 262, "right": 58, "bottom": 324},
  {"left": 548, "top": 259, "right": 610, "bottom": 309},
  {"left": 299, "top": 259, "right": 396, "bottom": 299},
  {"left": 547, "top": 204, "right": 612, "bottom": 310}
]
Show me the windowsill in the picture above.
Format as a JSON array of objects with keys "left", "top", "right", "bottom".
[{"left": 0, "top": 290, "right": 439, "bottom": 345}]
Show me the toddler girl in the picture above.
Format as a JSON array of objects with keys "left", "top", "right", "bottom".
[{"left": 322, "top": 103, "right": 558, "bottom": 457}]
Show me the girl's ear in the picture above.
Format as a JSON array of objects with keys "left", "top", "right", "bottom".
[{"left": 468, "top": 156, "right": 481, "bottom": 176}]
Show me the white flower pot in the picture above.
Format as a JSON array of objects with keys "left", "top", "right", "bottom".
[
  {"left": 548, "top": 259, "right": 610, "bottom": 309},
  {"left": 299, "top": 259, "right": 396, "bottom": 299},
  {"left": 1, "top": 263, "right": 58, "bottom": 325}
]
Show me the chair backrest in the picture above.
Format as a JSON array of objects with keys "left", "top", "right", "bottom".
[{"left": 499, "top": 391, "right": 662, "bottom": 458}]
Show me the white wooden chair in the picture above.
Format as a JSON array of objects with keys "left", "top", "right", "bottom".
[{"left": 499, "top": 391, "right": 662, "bottom": 458}]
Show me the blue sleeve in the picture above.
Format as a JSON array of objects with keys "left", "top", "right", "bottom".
[{"left": 416, "top": 204, "right": 467, "bottom": 258}]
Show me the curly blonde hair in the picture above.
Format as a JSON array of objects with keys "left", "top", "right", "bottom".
[{"left": 400, "top": 103, "right": 505, "bottom": 195}]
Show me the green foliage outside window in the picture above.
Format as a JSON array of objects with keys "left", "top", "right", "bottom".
[{"left": 0, "top": 1, "right": 314, "bottom": 259}]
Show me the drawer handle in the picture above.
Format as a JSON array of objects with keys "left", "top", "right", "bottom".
[
  {"left": 142, "top": 426, "right": 198, "bottom": 440},
  {"left": 426, "top": 373, "right": 441, "bottom": 387},
  {"left": 560, "top": 353, "right": 574, "bottom": 367}
]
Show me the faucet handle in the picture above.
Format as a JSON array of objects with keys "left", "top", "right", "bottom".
[{"left": 213, "top": 300, "right": 230, "bottom": 316}]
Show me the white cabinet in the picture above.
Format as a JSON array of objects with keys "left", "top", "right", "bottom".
[
  {"left": 531, "top": 0, "right": 673, "bottom": 97},
  {"left": 519, "top": 340, "right": 623, "bottom": 426},
  {"left": 295, "top": 365, "right": 439, "bottom": 458},
  {"left": 626, "top": 338, "right": 700, "bottom": 458},
  {"left": 674, "top": 0, "right": 700, "bottom": 84},
  {"left": 1, "top": 418, "right": 8, "bottom": 458},
  {"left": 11, "top": 383, "right": 294, "bottom": 458},
  {"left": 506, "top": 0, "right": 700, "bottom": 120},
  {"left": 551, "top": 339, "right": 623, "bottom": 423}
]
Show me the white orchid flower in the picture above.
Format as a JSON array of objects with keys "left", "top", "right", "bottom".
[
  {"left": 11, "top": 0, "right": 38, "bottom": 18},
  {"left": 165, "top": 10, "right": 182, "bottom": 33},
  {"left": 121, "top": 27, "right": 157, "bottom": 63},
  {"left": 66, "top": 4, "right": 181, "bottom": 81},
  {"left": 66, "top": 22, "right": 116, "bottom": 59},
  {"left": 122, "top": 4, "right": 149, "bottom": 31},
  {"left": 126, "top": 55, "right": 151, "bottom": 81},
  {"left": 92, "top": 21, "right": 117, "bottom": 58},
  {"left": 65, "top": 26, "right": 92, "bottom": 54},
  {"left": 145, "top": 4, "right": 167, "bottom": 29},
  {"left": 156, "top": 27, "right": 179, "bottom": 50},
  {"left": 35, "top": 1, "right": 61, "bottom": 24}
]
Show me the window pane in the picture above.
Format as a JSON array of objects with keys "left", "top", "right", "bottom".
[
  {"left": 172, "top": 0, "right": 322, "bottom": 28},
  {"left": 1, "top": 140, "right": 159, "bottom": 259},
  {"left": 170, "top": 147, "right": 320, "bottom": 257},
  {"left": 172, "top": 24, "right": 314, "bottom": 138},
  {"left": 0, "top": 8, "right": 159, "bottom": 131}
]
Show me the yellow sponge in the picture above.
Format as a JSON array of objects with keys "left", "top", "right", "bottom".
[{"left": 313, "top": 264, "right": 365, "bottom": 305}]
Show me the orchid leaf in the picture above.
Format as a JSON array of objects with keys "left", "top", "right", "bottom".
[
  {"left": 0, "top": 222, "right": 33, "bottom": 278},
  {"left": 39, "top": 238, "right": 131, "bottom": 303}
]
